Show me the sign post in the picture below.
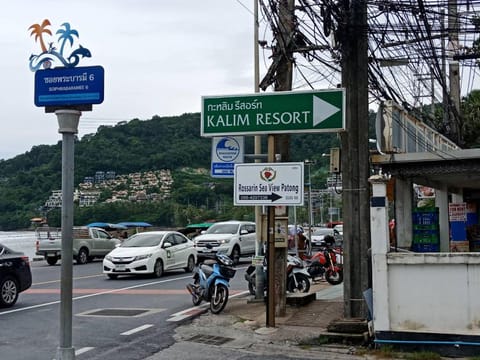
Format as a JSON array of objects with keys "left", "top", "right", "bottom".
[{"left": 29, "top": 19, "right": 103, "bottom": 360}]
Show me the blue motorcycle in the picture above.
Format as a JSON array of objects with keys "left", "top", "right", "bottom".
[{"left": 186, "top": 251, "right": 236, "bottom": 314}]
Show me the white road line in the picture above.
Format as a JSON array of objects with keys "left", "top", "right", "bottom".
[
  {"left": 75, "top": 347, "right": 95, "bottom": 356},
  {"left": 121, "top": 324, "right": 154, "bottom": 336},
  {"left": 0, "top": 275, "right": 193, "bottom": 316},
  {"left": 168, "top": 290, "right": 250, "bottom": 322}
]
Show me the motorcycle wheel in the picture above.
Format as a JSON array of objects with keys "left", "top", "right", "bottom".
[
  {"left": 326, "top": 268, "right": 343, "bottom": 285},
  {"left": 191, "top": 278, "right": 202, "bottom": 306},
  {"left": 287, "top": 273, "right": 310, "bottom": 293},
  {"left": 210, "top": 283, "right": 229, "bottom": 314},
  {"left": 248, "top": 274, "right": 256, "bottom": 296}
]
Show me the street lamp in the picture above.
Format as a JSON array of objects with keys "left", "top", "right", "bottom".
[{"left": 304, "top": 159, "right": 315, "bottom": 255}]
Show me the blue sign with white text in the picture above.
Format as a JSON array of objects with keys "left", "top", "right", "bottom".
[{"left": 34, "top": 65, "right": 104, "bottom": 107}]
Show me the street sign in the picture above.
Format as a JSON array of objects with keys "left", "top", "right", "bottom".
[
  {"left": 201, "top": 89, "right": 345, "bottom": 137},
  {"left": 211, "top": 136, "right": 244, "bottom": 178},
  {"left": 34, "top": 66, "right": 104, "bottom": 107},
  {"left": 234, "top": 162, "right": 304, "bottom": 206}
]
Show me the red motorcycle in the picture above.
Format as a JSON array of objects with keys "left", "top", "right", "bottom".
[{"left": 304, "top": 238, "right": 343, "bottom": 285}]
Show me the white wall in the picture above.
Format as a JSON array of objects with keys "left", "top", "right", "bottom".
[{"left": 376, "top": 253, "right": 480, "bottom": 335}]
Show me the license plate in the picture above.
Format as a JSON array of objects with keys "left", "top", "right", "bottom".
[
  {"left": 115, "top": 265, "right": 126, "bottom": 271},
  {"left": 202, "top": 248, "right": 212, "bottom": 253}
]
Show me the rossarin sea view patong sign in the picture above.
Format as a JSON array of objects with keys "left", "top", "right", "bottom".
[{"left": 201, "top": 89, "right": 345, "bottom": 136}]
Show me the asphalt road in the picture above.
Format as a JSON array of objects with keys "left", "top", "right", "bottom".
[{"left": 0, "top": 258, "right": 250, "bottom": 360}]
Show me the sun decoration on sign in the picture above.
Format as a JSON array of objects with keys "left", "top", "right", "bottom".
[
  {"left": 260, "top": 167, "right": 276, "bottom": 182},
  {"left": 28, "top": 19, "right": 92, "bottom": 72}
]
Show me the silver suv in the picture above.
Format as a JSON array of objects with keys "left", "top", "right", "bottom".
[{"left": 193, "top": 221, "right": 256, "bottom": 265}]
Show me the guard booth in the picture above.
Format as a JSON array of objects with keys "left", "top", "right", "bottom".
[{"left": 369, "top": 103, "right": 480, "bottom": 356}]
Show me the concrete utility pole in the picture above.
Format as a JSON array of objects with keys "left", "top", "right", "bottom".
[
  {"left": 448, "top": 0, "right": 461, "bottom": 144},
  {"left": 339, "top": 0, "right": 371, "bottom": 318}
]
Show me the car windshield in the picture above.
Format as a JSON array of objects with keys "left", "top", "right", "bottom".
[
  {"left": 313, "top": 229, "right": 332, "bottom": 236},
  {"left": 121, "top": 233, "right": 164, "bottom": 247},
  {"left": 205, "top": 223, "right": 239, "bottom": 235}
]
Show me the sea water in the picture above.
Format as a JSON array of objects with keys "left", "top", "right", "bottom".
[{"left": 0, "top": 231, "right": 37, "bottom": 260}]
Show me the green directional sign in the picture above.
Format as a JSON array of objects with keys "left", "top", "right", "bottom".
[{"left": 201, "top": 89, "right": 345, "bottom": 136}]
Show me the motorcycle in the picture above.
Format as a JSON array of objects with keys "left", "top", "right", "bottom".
[
  {"left": 304, "top": 243, "right": 343, "bottom": 285},
  {"left": 244, "top": 254, "right": 311, "bottom": 295},
  {"left": 186, "top": 251, "right": 236, "bottom": 314}
]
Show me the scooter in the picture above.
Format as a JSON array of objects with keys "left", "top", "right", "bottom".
[
  {"left": 186, "top": 250, "right": 236, "bottom": 314},
  {"left": 304, "top": 243, "right": 343, "bottom": 285},
  {"left": 244, "top": 254, "right": 311, "bottom": 295}
]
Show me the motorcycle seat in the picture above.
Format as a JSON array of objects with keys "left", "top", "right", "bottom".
[{"left": 200, "top": 264, "right": 214, "bottom": 276}]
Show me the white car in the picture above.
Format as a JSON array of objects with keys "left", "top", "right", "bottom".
[
  {"left": 310, "top": 227, "right": 336, "bottom": 248},
  {"left": 103, "top": 231, "right": 197, "bottom": 279},
  {"left": 193, "top": 220, "right": 256, "bottom": 265}
]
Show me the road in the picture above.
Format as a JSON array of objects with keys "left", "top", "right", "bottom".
[{"left": 0, "top": 257, "right": 250, "bottom": 360}]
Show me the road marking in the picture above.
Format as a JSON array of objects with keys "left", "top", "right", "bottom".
[
  {"left": 121, "top": 324, "right": 153, "bottom": 336},
  {"left": 168, "top": 290, "right": 250, "bottom": 322},
  {"left": 0, "top": 275, "right": 192, "bottom": 316},
  {"left": 75, "top": 347, "right": 95, "bottom": 356},
  {"left": 32, "top": 273, "right": 104, "bottom": 286},
  {"left": 1, "top": 266, "right": 250, "bottom": 317},
  {"left": 25, "top": 288, "right": 191, "bottom": 295}
]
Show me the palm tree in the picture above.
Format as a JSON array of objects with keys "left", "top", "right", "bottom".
[
  {"left": 56, "top": 22, "right": 79, "bottom": 56},
  {"left": 29, "top": 19, "right": 52, "bottom": 53}
]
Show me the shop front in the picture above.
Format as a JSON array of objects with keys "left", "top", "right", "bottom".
[{"left": 369, "top": 149, "right": 480, "bottom": 357}]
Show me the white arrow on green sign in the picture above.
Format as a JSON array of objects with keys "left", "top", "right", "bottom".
[{"left": 201, "top": 88, "right": 345, "bottom": 136}]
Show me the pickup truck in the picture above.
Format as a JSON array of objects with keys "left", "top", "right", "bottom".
[{"left": 35, "top": 226, "right": 121, "bottom": 265}]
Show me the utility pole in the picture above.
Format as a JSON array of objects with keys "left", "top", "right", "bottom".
[
  {"left": 253, "top": 0, "right": 265, "bottom": 302},
  {"left": 266, "top": 0, "right": 294, "bottom": 321},
  {"left": 448, "top": 0, "right": 461, "bottom": 144},
  {"left": 339, "top": 0, "right": 371, "bottom": 318}
]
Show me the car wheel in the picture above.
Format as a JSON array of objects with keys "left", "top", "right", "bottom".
[
  {"left": 76, "top": 248, "right": 89, "bottom": 265},
  {"left": 185, "top": 255, "right": 195, "bottom": 273},
  {"left": 0, "top": 276, "right": 19, "bottom": 307},
  {"left": 230, "top": 246, "right": 240, "bottom": 265},
  {"left": 107, "top": 274, "right": 118, "bottom": 280},
  {"left": 46, "top": 256, "right": 58, "bottom": 266},
  {"left": 153, "top": 259, "right": 164, "bottom": 278}
]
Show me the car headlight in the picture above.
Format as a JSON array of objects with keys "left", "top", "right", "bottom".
[
  {"left": 219, "top": 238, "right": 230, "bottom": 244},
  {"left": 105, "top": 255, "right": 113, "bottom": 261},
  {"left": 134, "top": 254, "right": 152, "bottom": 261}
]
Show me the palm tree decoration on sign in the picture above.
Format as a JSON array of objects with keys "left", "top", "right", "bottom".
[
  {"left": 56, "top": 23, "right": 79, "bottom": 57},
  {"left": 28, "top": 19, "right": 52, "bottom": 53},
  {"left": 28, "top": 19, "right": 91, "bottom": 71}
]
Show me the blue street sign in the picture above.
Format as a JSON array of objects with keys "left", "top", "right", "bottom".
[
  {"left": 210, "top": 136, "right": 244, "bottom": 178},
  {"left": 34, "top": 65, "right": 104, "bottom": 107}
]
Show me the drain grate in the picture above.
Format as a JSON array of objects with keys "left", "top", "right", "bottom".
[
  {"left": 187, "top": 334, "right": 234, "bottom": 346},
  {"left": 78, "top": 308, "right": 162, "bottom": 317}
]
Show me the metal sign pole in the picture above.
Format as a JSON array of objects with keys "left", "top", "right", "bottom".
[{"left": 55, "top": 109, "right": 80, "bottom": 360}]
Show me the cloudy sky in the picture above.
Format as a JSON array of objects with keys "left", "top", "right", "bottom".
[{"left": 0, "top": 1, "right": 262, "bottom": 160}]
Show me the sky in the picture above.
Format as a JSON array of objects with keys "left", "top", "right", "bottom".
[{"left": 0, "top": 1, "right": 260, "bottom": 160}]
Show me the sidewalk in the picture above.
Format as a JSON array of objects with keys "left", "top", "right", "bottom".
[{"left": 146, "top": 282, "right": 373, "bottom": 360}]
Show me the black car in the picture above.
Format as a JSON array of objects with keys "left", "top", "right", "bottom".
[{"left": 0, "top": 243, "right": 32, "bottom": 307}]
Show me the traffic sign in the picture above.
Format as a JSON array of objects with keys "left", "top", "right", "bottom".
[
  {"left": 201, "top": 89, "right": 344, "bottom": 136},
  {"left": 34, "top": 65, "right": 104, "bottom": 107},
  {"left": 234, "top": 162, "right": 304, "bottom": 206},
  {"left": 211, "top": 136, "right": 244, "bottom": 178}
]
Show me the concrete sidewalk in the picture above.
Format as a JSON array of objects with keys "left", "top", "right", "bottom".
[{"left": 146, "top": 282, "right": 373, "bottom": 360}]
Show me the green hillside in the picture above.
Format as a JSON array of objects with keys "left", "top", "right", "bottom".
[{"left": 0, "top": 112, "right": 342, "bottom": 230}]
